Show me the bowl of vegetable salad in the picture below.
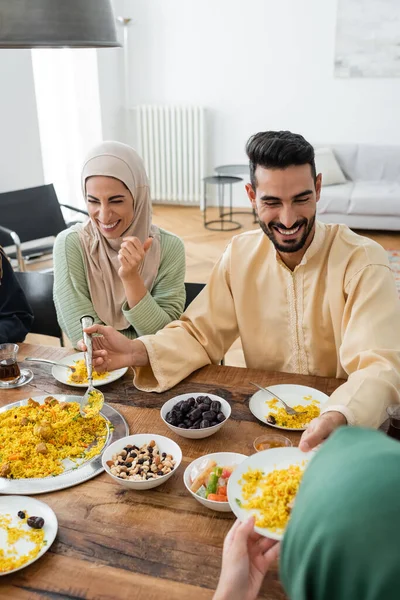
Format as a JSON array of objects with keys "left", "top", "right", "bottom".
[{"left": 183, "top": 452, "right": 248, "bottom": 512}]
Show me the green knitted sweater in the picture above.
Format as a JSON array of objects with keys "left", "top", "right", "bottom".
[{"left": 53, "top": 227, "right": 186, "bottom": 346}]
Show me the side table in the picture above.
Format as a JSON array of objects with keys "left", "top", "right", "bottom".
[{"left": 203, "top": 175, "right": 243, "bottom": 231}]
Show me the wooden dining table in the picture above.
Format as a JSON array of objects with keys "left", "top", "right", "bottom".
[{"left": 1, "top": 343, "right": 345, "bottom": 600}]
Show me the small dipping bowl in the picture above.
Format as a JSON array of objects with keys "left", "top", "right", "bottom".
[{"left": 253, "top": 433, "right": 292, "bottom": 453}]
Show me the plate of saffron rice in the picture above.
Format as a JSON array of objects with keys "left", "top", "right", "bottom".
[
  {"left": 52, "top": 352, "right": 128, "bottom": 388},
  {"left": 0, "top": 395, "right": 128, "bottom": 495},
  {"left": 0, "top": 496, "right": 57, "bottom": 575},
  {"left": 228, "top": 447, "right": 314, "bottom": 540},
  {"left": 249, "top": 384, "right": 329, "bottom": 431}
]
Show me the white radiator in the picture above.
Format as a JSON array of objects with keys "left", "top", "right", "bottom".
[{"left": 134, "top": 105, "right": 205, "bottom": 204}]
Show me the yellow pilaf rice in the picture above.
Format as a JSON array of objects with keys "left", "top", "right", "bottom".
[
  {"left": 239, "top": 464, "right": 304, "bottom": 532},
  {"left": 0, "top": 397, "right": 108, "bottom": 479},
  {"left": 83, "top": 390, "right": 104, "bottom": 418},
  {"left": 0, "top": 511, "right": 45, "bottom": 573},
  {"left": 266, "top": 397, "right": 320, "bottom": 428},
  {"left": 67, "top": 359, "right": 109, "bottom": 385}
]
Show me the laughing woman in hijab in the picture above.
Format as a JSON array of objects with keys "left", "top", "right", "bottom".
[
  {"left": 214, "top": 426, "right": 400, "bottom": 600},
  {"left": 0, "top": 247, "right": 34, "bottom": 343},
  {"left": 53, "top": 141, "right": 186, "bottom": 347}
]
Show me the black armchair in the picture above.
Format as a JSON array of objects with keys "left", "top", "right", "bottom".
[
  {"left": 14, "top": 271, "right": 63, "bottom": 345},
  {"left": 0, "top": 184, "right": 88, "bottom": 271}
]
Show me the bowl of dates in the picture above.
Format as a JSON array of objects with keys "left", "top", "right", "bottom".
[{"left": 161, "top": 393, "right": 231, "bottom": 439}]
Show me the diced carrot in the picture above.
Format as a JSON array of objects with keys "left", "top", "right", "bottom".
[
  {"left": 216, "top": 486, "right": 227, "bottom": 496},
  {"left": 207, "top": 494, "right": 227, "bottom": 502},
  {"left": 8, "top": 454, "right": 22, "bottom": 460}
]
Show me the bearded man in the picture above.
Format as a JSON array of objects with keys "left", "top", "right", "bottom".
[{"left": 79, "top": 131, "right": 400, "bottom": 451}]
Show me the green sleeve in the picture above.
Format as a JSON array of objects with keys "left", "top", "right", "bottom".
[
  {"left": 53, "top": 229, "right": 104, "bottom": 346},
  {"left": 53, "top": 228, "right": 186, "bottom": 346},
  {"left": 122, "top": 230, "right": 186, "bottom": 336}
]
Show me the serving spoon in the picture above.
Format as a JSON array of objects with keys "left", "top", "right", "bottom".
[{"left": 79, "top": 315, "right": 104, "bottom": 418}]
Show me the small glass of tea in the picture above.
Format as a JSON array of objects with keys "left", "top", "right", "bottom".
[
  {"left": 0, "top": 343, "right": 21, "bottom": 386},
  {"left": 253, "top": 433, "right": 292, "bottom": 452},
  {"left": 387, "top": 405, "right": 400, "bottom": 441}
]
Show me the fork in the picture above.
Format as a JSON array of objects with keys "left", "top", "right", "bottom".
[
  {"left": 250, "top": 382, "right": 305, "bottom": 416},
  {"left": 25, "top": 357, "right": 76, "bottom": 372},
  {"left": 79, "top": 315, "right": 104, "bottom": 418}
]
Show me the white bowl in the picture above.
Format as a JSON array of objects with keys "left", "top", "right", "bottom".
[
  {"left": 102, "top": 434, "right": 182, "bottom": 490},
  {"left": 184, "top": 452, "right": 248, "bottom": 512},
  {"left": 160, "top": 393, "right": 231, "bottom": 439}
]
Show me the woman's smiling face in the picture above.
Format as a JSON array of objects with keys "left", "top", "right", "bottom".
[{"left": 86, "top": 176, "right": 134, "bottom": 239}]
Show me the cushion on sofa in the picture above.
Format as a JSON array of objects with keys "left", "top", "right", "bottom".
[
  {"left": 352, "top": 145, "right": 400, "bottom": 183},
  {"left": 315, "top": 148, "right": 347, "bottom": 186}
]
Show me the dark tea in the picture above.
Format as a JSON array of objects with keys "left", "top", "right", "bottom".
[
  {"left": 0, "top": 358, "right": 21, "bottom": 382},
  {"left": 386, "top": 406, "right": 400, "bottom": 442}
]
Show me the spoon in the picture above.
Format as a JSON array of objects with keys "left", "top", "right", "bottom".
[
  {"left": 250, "top": 382, "right": 305, "bottom": 416},
  {"left": 79, "top": 315, "right": 104, "bottom": 418},
  {"left": 24, "top": 357, "right": 76, "bottom": 372}
]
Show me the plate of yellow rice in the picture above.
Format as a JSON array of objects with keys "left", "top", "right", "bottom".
[
  {"left": 0, "top": 394, "right": 128, "bottom": 495},
  {"left": 249, "top": 384, "right": 329, "bottom": 431},
  {"left": 0, "top": 496, "right": 57, "bottom": 575},
  {"left": 52, "top": 352, "right": 128, "bottom": 388},
  {"left": 227, "top": 447, "right": 313, "bottom": 540}
]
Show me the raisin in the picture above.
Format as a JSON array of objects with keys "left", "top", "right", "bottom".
[
  {"left": 217, "top": 412, "right": 226, "bottom": 423},
  {"left": 17, "top": 511, "right": 25, "bottom": 519},
  {"left": 267, "top": 414, "right": 276, "bottom": 425},
  {"left": 27, "top": 516, "right": 45, "bottom": 529},
  {"left": 157, "top": 471, "right": 164, "bottom": 476},
  {"left": 200, "top": 419, "right": 210, "bottom": 428},
  {"left": 137, "top": 458, "right": 145, "bottom": 464}
]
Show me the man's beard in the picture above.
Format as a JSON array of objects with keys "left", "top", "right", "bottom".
[{"left": 258, "top": 213, "right": 316, "bottom": 254}]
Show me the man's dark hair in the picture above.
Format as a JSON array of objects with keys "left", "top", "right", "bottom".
[{"left": 246, "top": 130, "right": 316, "bottom": 190}]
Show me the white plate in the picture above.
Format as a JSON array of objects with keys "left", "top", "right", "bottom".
[
  {"left": 249, "top": 384, "right": 329, "bottom": 431},
  {"left": 52, "top": 352, "right": 128, "bottom": 388},
  {"left": 0, "top": 496, "right": 58, "bottom": 575},
  {"left": 227, "top": 447, "right": 313, "bottom": 541}
]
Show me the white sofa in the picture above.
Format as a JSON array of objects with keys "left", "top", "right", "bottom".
[{"left": 316, "top": 144, "right": 400, "bottom": 231}]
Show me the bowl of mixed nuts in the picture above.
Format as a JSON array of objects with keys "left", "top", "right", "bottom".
[
  {"left": 101, "top": 434, "right": 182, "bottom": 490},
  {"left": 160, "top": 393, "right": 231, "bottom": 439}
]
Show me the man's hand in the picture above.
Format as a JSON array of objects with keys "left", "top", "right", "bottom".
[
  {"left": 118, "top": 236, "right": 153, "bottom": 281},
  {"left": 213, "top": 517, "right": 280, "bottom": 600},
  {"left": 299, "top": 411, "right": 347, "bottom": 452},
  {"left": 77, "top": 324, "right": 149, "bottom": 372}
]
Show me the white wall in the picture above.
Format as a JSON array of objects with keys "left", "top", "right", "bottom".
[
  {"left": 0, "top": 50, "right": 44, "bottom": 193},
  {"left": 97, "top": 0, "right": 127, "bottom": 142},
  {"left": 101, "top": 0, "right": 400, "bottom": 205}
]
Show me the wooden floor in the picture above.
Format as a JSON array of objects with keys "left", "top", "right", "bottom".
[{"left": 26, "top": 205, "right": 400, "bottom": 366}]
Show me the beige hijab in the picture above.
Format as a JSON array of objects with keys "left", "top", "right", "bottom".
[{"left": 73, "top": 141, "right": 161, "bottom": 330}]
